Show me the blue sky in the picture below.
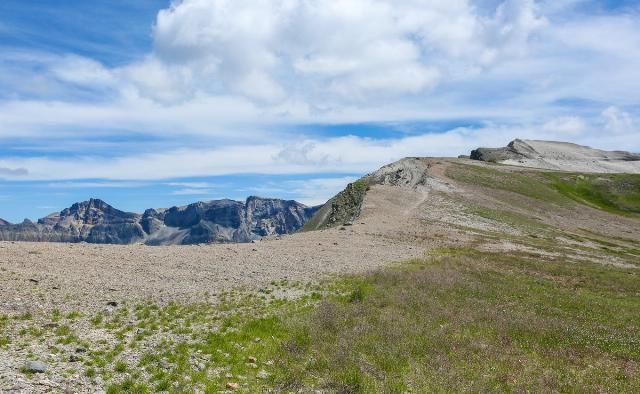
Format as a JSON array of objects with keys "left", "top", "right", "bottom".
[{"left": 0, "top": 0, "right": 639, "bottom": 222}]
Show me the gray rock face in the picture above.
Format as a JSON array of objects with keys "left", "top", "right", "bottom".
[
  {"left": 0, "top": 197, "right": 319, "bottom": 245},
  {"left": 470, "top": 139, "right": 640, "bottom": 173},
  {"left": 0, "top": 218, "right": 8, "bottom": 226}
]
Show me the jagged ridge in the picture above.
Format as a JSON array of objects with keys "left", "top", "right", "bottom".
[{"left": 0, "top": 197, "right": 319, "bottom": 245}]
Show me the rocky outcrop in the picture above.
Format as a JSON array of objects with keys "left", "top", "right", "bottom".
[
  {"left": 303, "top": 157, "right": 437, "bottom": 231},
  {"left": 0, "top": 197, "right": 319, "bottom": 245},
  {"left": 470, "top": 139, "right": 640, "bottom": 173},
  {"left": 302, "top": 179, "right": 369, "bottom": 231}
]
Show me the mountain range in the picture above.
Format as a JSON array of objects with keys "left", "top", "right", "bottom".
[
  {"left": 1, "top": 139, "right": 638, "bottom": 245},
  {"left": 0, "top": 197, "right": 318, "bottom": 245}
]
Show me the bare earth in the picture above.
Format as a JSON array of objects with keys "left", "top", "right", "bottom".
[{"left": 0, "top": 229, "right": 423, "bottom": 316}]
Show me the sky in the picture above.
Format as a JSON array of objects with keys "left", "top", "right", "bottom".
[{"left": 0, "top": 0, "right": 639, "bottom": 222}]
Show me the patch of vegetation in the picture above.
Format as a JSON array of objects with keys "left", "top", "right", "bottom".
[
  {"left": 301, "top": 178, "right": 369, "bottom": 231},
  {"left": 7, "top": 241, "right": 638, "bottom": 392},
  {"left": 446, "top": 163, "right": 565, "bottom": 203},
  {"left": 114, "top": 360, "right": 128, "bottom": 373},
  {"left": 106, "top": 378, "right": 149, "bottom": 394},
  {"left": 448, "top": 163, "right": 640, "bottom": 218},
  {"left": 465, "top": 205, "right": 550, "bottom": 232},
  {"left": 273, "top": 248, "right": 640, "bottom": 392},
  {"left": 546, "top": 173, "right": 640, "bottom": 215}
]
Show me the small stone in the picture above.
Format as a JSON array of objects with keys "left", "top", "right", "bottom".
[
  {"left": 25, "top": 360, "right": 48, "bottom": 373},
  {"left": 106, "top": 301, "right": 118, "bottom": 307},
  {"left": 75, "top": 347, "right": 87, "bottom": 353},
  {"left": 69, "top": 354, "right": 81, "bottom": 362},
  {"left": 257, "top": 369, "right": 269, "bottom": 379},
  {"left": 226, "top": 382, "right": 239, "bottom": 390},
  {"left": 247, "top": 356, "right": 257, "bottom": 363}
]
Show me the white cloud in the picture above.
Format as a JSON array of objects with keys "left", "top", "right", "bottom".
[
  {"left": 247, "top": 176, "right": 359, "bottom": 206},
  {"left": 50, "top": 55, "right": 116, "bottom": 87},
  {"left": 541, "top": 116, "right": 585, "bottom": 135},
  {"left": 288, "top": 177, "right": 360, "bottom": 206},
  {"left": 602, "top": 106, "right": 635, "bottom": 135},
  {"left": 132, "top": 0, "right": 546, "bottom": 103},
  {"left": 0, "top": 0, "right": 639, "bottom": 186},
  {"left": 2, "top": 118, "right": 637, "bottom": 182}
]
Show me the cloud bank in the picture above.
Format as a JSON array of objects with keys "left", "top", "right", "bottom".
[{"left": 0, "top": 0, "right": 638, "bottom": 183}]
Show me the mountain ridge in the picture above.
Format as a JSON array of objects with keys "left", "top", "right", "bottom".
[
  {"left": 0, "top": 196, "right": 319, "bottom": 245},
  {"left": 470, "top": 139, "right": 640, "bottom": 173}
]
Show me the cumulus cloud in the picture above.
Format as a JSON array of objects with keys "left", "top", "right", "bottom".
[
  {"left": 124, "top": 0, "right": 546, "bottom": 103},
  {"left": 0, "top": 0, "right": 639, "bottom": 189}
]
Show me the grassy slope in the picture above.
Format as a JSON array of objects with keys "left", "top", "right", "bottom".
[
  {"left": 446, "top": 162, "right": 640, "bottom": 216},
  {"left": 3, "top": 163, "right": 639, "bottom": 392},
  {"left": 274, "top": 248, "right": 640, "bottom": 392},
  {"left": 546, "top": 173, "right": 640, "bottom": 215}
]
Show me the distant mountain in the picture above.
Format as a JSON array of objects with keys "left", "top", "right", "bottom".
[
  {"left": 470, "top": 139, "right": 640, "bottom": 173},
  {"left": 0, "top": 197, "right": 319, "bottom": 245},
  {"left": 0, "top": 218, "right": 9, "bottom": 226}
]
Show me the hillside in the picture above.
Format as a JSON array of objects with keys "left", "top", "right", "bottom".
[
  {"left": 0, "top": 197, "right": 318, "bottom": 245},
  {"left": 470, "top": 138, "right": 640, "bottom": 173},
  {"left": 1, "top": 151, "right": 639, "bottom": 392}
]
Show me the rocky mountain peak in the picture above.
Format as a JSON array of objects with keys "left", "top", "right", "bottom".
[
  {"left": 1, "top": 197, "right": 320, "bottom": 245},
  {"left": 470, "top": 139, "right": 640, "bottom": 173},
  {"left": 52, "top": 198, "right": 140, "bottom": 226}
]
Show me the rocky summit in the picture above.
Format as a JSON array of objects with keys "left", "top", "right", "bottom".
[
  {"left": 470, "top": 139, "right": 640, "bottom": 173},
  {"left": 0, "top": 197, "right": 318, "bottom": 245}
]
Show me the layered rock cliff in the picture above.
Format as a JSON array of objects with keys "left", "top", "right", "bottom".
[
  {"left": 0, "top": 197, "right": 319, "bottom": 245},
  {"left": 470, "top": 139, "right": 640, "bottom": 173}
]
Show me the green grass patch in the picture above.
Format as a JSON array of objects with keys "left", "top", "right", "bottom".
[
  {"left": 446, "top": 163, "right": 565, "bottom": 203},
  {"left": 546, "top": 173, "right": 640, "bottom": 215},
  {"left": 273, "top": 248, "right": 640, "bottom": 392}
]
